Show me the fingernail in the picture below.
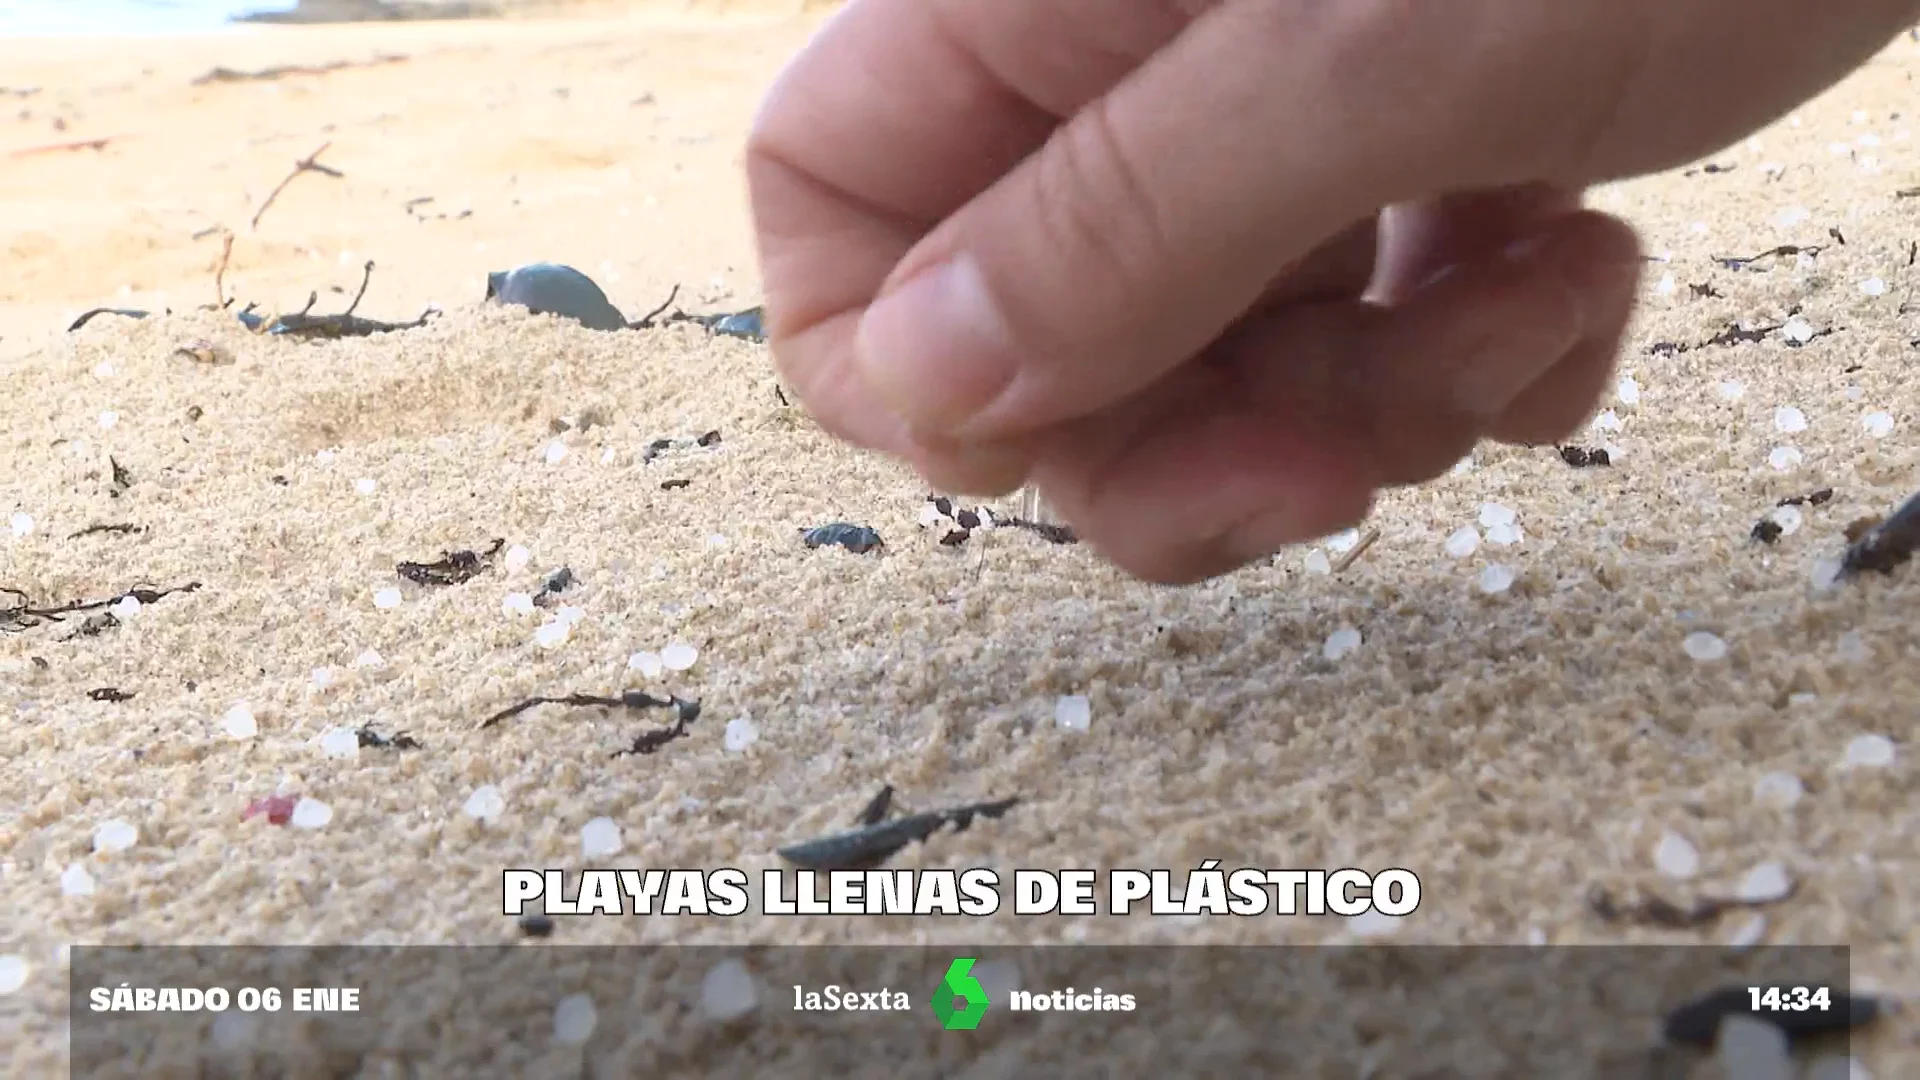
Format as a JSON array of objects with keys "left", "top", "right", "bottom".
[{"left": 855, "top": 254, "right": 1016, "bottom": 434}]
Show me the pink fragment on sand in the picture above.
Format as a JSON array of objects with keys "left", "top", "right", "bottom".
[{"left": 242, "top": 794, "right": 299, "bottom": 826}]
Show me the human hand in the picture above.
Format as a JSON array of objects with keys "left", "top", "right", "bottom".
[{"left": 747, "top": 0, "right": 1919, "bottom": 583}]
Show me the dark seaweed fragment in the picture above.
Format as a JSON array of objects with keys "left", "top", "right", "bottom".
[{"left": 777, "top": 795, "right": 1021, "bottom": 871}]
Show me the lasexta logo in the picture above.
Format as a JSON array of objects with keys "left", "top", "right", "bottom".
[{"left": 931, "top": 957, "right": 989, "bottom": 1030}]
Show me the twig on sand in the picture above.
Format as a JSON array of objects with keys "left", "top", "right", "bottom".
[
  {"left": 629, "top": 284, "right": 680, "bottom": 329},
  {"left": 477, "top": 689, "right": 699, "bottom": 731},
  {"left": 8, "top": 135, "right": 122, "bottom": 158},
  {"left": 192, "top": 55, "right": 407, "bottom": 85},
  {"left": 212, "top": 231, "right": 235, "bottom": 308},
  {"left": 251, "top": 141, "right": 342, "bottom": 230},
  {"left": 1330, "top": 528, "right": 1379, "bottom": 573},
  {"left": 1, "top": 582, "right": 201, "bottom": 634}
]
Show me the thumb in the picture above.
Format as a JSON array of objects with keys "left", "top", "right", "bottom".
[{"left": 851, "top": 2, "right": 1517, "bottom": 445}]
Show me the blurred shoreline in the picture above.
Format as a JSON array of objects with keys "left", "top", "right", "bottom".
[
  {"left": 0, "top": 0, "right": 829, "bottom": 36},
  {"left": 0, "top": 0, "right": 634, "bottom": 36}
]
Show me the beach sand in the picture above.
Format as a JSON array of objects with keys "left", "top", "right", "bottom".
[{"left": 2, "top": 5, "right": 1917, "bottom": 1075}]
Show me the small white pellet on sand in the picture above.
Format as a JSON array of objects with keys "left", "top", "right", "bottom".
[
  {"left": 463, "top": 785, "right": 506, "bottom": 823},
  {"left": 372, "top": 588, "right": 402, "bottom": 610},
  {"left": 1590, "top": 410, "right": 1623, "bottom": 433},
  {"left": 1485, "top": 522, "right": 1523, "bottom": 546},
  {"left": 315, "top": 449, "right": 336, "bottom": 463},
  {"left": 1054, "top": 695, "right": 1092, "bottom": 732},
  {"left": 93, "top": 820, "right": 137, "bottom": 854},
  {"left": 1444, "top": 527, "right": 1480, "bottom": 558},
  {"left": 1478, "top": 503, "right": 1516, "bottom": 529},
  {"left": 533, "top": 621, "right": 570, "bottom": 649},
  {"left": 60, "top": 863, "right": 96, "bottom": 897},
  {"left": 501, "top": 592, "right": 536, "bottom": 617},
  {"left": 660, "top": 642, "right": 699, "bottom": 671},
  {"left": 1768, "top": 505, "right": 1803, "bottom": 536},
  {"left": 701, "top": 958, "right": 759, "bottom": 1020},
  {"left": 1616, "top": 375, "right": 1641, "bottom": 404},
  {"left": 1715, "top": 1014, "right": 1793, "bottom": 1080},
  {"left": 581, "top": 817, "right": 623, "bottom": 858},
  {"left": 311, "top": 666, "right": 334, "bottom": 689},
  {"left": 222, "top": 703, "right": 258, "bottom": 739},
  {"left": 1806, "top": 1056, "right": 1871, "bottom": 1080},
  {"left": 628, "top": 651, "right": 664, "bottom": 679},
  {"left": 1808, "top": 556, "right": 1844, "bottom": 590},
  {"left": 0, "top": 954, "right": 27, "bottom": 994},
  {"left": 1346, "top": 909, "right": 1400, "bottom": 938},
  {"left": 1325, "top": 528, "right": 1360, "bottom": 554},
  {"left": 9, "top": 512, "right": 33, "bottom": 538},
  {"left": 1781, "top": 318, "right": 1817, "bottom": 346},
  {"left": 1862, "top": 411, "right": 1894, "bottom": 438},
  {"left": 552, "top": 993, "right": 598, "bottom": 1046},
  {"left": 1836, "top": 631, "right": 1870, "bottom": 664},
  {"left": 1477, "top": 564, "right": 1515, "bottom": 595},
  {"left": 108, "top": 595, "right": 141, "bottom": 620},
  {"left": 1717, "top": 380, "right": 1745, "bottom": 401},
  {"left": 1302, "top": 549, "right": 1332, "bottom": 575},
  {"left": 1860, "top": 276, "right": 1887, "bottom": 296},
  {"left": 1682, "top": 631, "right": 1727, "bottom": 661},
  {"left": 1323, "top": 627, "right": 1362, "bottom": 662},
  {"left": 724, "top": 717, "right": 759, "bottom": 753},
  {"left": 1752, "top": 772, "right": 1804, "bottom": 809},
  {"left": 289, "top": 798, "right": 332, "bottom": 830},
  {"left": 1773, "top": 406, "right": 1808, "bottom": 433},
  {"left": 543, "top": 441, "right": 568, "bottom": 465},
  {"left": 354, "top": 478, "right": 377, "bottom": 495},
  {"left": 209, "top": 1011, "right": 258, "bottom": 1051},
  {"left": 1766, "top": 447, "right": 1802, "bottom": 471},
  {"left": 92, "top": 362, "right": 115, "bottom": 378},
  {"left": 1725, "top": 914, "right": 1767, "bottom": 949},
  {"left": 1653, "top": 830, "right": 1700, "bottom": 879},
  {"left": 504, "top": 544, "right": 532, "bottom": 572},
  {"left": 1449, "top": 455, "right": 1474, "bottom": 477},
  {"left": 555, "top": 605, "right": 586, "bottom": 627},
  {"left": 1735, "top": 862, "right": 1793, "bottom": 904},
  {"left": 318, "top": 727, "right": 360, "bottom": 760},
  {"left": 599, "top": 447, "right": 616, "bottom": 465},
  {"left": 1842, "top": 734, "right": 1895, "bottom": 769},
  {"left": 351, "top": 648, "right": 383, "bottom": 668},
  {"left": 97, "top": 410, "right": 118, "bottom": 429},
  {"left": 1652, "top": 273, "right": 1675, "bottom": 297}
]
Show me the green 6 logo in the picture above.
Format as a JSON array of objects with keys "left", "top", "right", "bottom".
[{"left": 932, "top": 957, "right": 990, "bottom": 1030}]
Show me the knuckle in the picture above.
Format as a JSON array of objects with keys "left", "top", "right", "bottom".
[{"left": 1028, "top": 98, "right": 1177, "bottom": 312}]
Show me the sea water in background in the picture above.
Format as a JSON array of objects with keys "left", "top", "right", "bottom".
[{"left": 0, "top": 0, "right": 293, "bottom": 35}]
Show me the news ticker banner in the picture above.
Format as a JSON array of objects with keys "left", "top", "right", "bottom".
[{"left": 71, "top": 945, "right": 1852, "bottom": 1078}]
